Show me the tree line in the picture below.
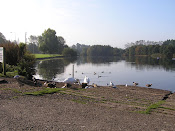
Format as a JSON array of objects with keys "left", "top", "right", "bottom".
[
  {"left": 124, "top": 40, "right": 175, "bottom": 58},
  {"left": 72, "top": 43, "right": 124, "bottom": 56},
  {"left": 1, "top": 30, "right": 175, "bottom": 58}
]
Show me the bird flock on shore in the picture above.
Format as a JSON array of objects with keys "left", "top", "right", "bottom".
[{"left": 19, "top": 69, "right": 152, "bottom": 89}]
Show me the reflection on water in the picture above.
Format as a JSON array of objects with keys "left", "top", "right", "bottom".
[
  {"left": 35, "top": 57, "right": 77, "bottom": 80},
  {"left": 34, "top": 56, "right": 175, "bottom": 91}
]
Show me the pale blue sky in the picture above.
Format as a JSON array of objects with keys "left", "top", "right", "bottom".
[{"left": 0, "top": 0, "right": 175, "bottom": 48}]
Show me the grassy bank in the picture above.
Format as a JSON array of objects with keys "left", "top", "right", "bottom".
[{"left": 34, "top": 54, "right": 63, "bottom": 59}]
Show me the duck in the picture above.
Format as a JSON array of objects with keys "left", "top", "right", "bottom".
[
  {"left": 44, "top": 81, "right": 56, "bottom": 88},
  {"left": 32, "top": 76, "right": 37, "bottom": 85},
  {"left": 98, "top": 75, "right": 102, "bottom": 78},
  {"left": 92, "top": 83, "right": 98, "bottom": 88},
  {"left": 109, "top": 81, "right": 114, "bottom": 87},
  {"left": 109, "top": 81, "right": 117, "bottom": 88},
  {"left": 84, "top": 76, "right": 90, "bottom": 84},
  {"left": 146, "top": 84, "right": 152, "bottom": 87},
  {"left": 62, "top": 83, "right": 71, "bottom": 88},
  {"left": 133, "top": 82, "right": 138, "bottom": 86},
  {"left": 63, "top": 77, "right": 80, "bottom": 84},
  {"left": 14, "top": 75, "right": 20, "bottom": 79}
]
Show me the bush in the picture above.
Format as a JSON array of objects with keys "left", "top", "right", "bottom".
[
  {"left": 0, "top": 42, "right": 36, "bottom": 79},
  {"left": 62, "top": 48, "right": 77, "bottom": 56},
  {"left": 17, "top": 52, "right": 36, "bottom": 79},
  {"left": 0, "top": 43, "right": 20, "bottom": 65}
]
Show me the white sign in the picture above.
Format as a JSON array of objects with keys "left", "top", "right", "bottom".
[{"left": 0, "top": 47, "right": 4, "bottom": 63}]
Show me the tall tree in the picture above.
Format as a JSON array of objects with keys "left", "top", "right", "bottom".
[
  {"left": 38, "top": 28, "right": 59, "bottom": 54},
  {"left": 57, "top": 36, "right": 66, "bottom": 53},
  {"left": 0, "top": 32, "right": 6, "bottom": 44},
  {"left": 28, "top": 35, "right": 38, "bottom": 45}
]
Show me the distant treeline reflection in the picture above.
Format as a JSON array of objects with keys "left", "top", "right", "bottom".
[
  {"left": 125, "top": 56, "right": 175, "bottom": 71},
  {"left": 35, "top": 56, "right": 175, "bottom": 80}
]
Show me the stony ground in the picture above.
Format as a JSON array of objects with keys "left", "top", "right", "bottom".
[{"left": 0, "top": 77, "right": 175, "bottom": 131}]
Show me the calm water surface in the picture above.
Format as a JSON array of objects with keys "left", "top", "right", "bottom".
[{"left": 34, "top": 56, "right": 175, "bottom": 92}]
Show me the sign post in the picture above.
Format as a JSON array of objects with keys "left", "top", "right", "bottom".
[{"left": 0, "top": 47, "right": 6, "bottom": 75}]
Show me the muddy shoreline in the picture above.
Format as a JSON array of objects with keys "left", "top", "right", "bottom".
[{"left": 1, "top": 77, "right": 175, "bottom": 130}]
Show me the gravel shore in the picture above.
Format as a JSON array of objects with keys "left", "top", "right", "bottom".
[{"left": 0, "top": 77, "right": 175, "bottom": 131}]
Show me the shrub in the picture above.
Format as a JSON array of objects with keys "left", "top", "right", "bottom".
[
  {"left": 0, "top": 42, "right": 36, "bottom": 79},
  {"left": 62, "top": 48, "right": 77, "bottom": 56},
  {"left": 0, "top": 43, "right": 19, "bottom": 65},
  {"left": 17, "top": 52, "right": 36, "bottom": 79}
]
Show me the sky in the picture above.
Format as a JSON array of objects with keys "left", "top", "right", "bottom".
[{"left": 0, "top": 0, "right": 175, "bottom": 48}]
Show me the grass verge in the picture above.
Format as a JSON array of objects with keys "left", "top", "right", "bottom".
[
  {"left": 34, "top": 54, "right": 63, "bottom": 59},
  {"left": 24, "top": 88, "right": 66, "bottom": 96},
  {"left": 72, "top": 99, "right": 87, "bottom": 104},
  {"left": 137, "top": 100, "right": 165, "bottom": 114}
]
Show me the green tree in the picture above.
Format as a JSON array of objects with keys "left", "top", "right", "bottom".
[
  {"left": 62, "top": 48, "right": 77, "bottom": 56},
  {"left": 87, "top": 45, "right": 114, "bottom": 56},
  {"left": 129, "top": 46, "right": 136, "bottom": 56},
  {"left": 38, "top": 28, "right": 59, "bottom": 54},
  {"left": 27, "top": 43, "right": 40, "bottom": 54},
  {"left": 0, "top": 32, "right": 6, "bottom": 44},
  {"left": 163, "top": 45, "right": 174, "bottom": 58},
  {"left": 18, "top": 52, "right": 36, "bottom": 79}
]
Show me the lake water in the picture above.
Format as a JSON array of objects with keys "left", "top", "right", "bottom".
[{"left": 34, "top": 56, "right": 175, "bottom": 92}]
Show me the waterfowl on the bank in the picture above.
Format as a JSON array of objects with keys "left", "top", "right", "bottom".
[
  {"left": 84, "top": 76, "right": 90, "bottom": 84},
  {"left": 62, "top": 83, "right": 71, "bottom": 88},
  {"left": 133, "top": 82, "right": 138, "bottom": 86},
  {"left": 63, "top": 77, "right": 80, "bottom": 84},
  {"left": 14, "top": 75, "right": 20, "bottom": 79},
  {"left": 146, "top": 84, "right": 152, "bottom": 87},
  {"left": 109, "top": 81, "right": 117, "bottom": 88},
  {"left": 110, "top": 81, "right": 114, "bottom": 87},
  {"left": 94, "top": 72, "right": 96, "bottom": 75},
  {"left": 32, "top": 76, "right": 37, "bottom": 85},
  {"left": 92, "top": 83, "right": 98, "bottom": 88},
  {"left": 44, "top": 81, "right": 56, "bottom": 88}
]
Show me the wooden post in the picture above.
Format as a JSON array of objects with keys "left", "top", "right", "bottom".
[
  {"left": 0, "top": 47, "right": 5, "bottom": 75},
  {"left": 72, "top": 64, "right": 74, "bottom": 78},
  {"left": 3, "top": 48, "right": 6, "bottom": 75}
]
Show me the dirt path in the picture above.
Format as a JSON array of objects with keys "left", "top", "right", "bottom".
[{"left": 0, "top": 77, "right": 175, "bottom": 131}]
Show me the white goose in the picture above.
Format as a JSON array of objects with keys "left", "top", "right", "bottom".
[
  {"left": 63, "top": 77, "right": 80, "bottom": 84},
  {"left": 84, "top": 76, "right": 90, "bottom": 84},
  {"left": 109, "top": 81, "right": 114, "bottom": 87}
]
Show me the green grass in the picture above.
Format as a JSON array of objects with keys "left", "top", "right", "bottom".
[
  {"left": 0, "top": 71, "right": 18, "bottom": 77},
  {"left": 34, "top": 54, "right": 63, "bottom": 59},
  {"left": 13, "top": 89, "right": 22, "bottom": 93},
  {"left": 159, "top": 106, "right": 175, "bottom": 111},
  {"left": 24, "top": 88, "right": 66, "bottom": 96},
  {"left": 72, "top": 99, "right": 87, "bottom": 104},
  {"left": 137, "top": 100, "right": 165, "bottom": 114}
]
